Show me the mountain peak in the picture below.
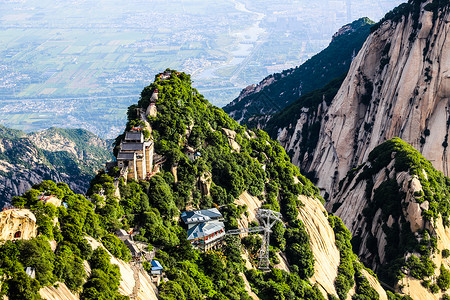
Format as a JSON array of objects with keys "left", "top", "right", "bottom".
[
  {"left": 332, "top": 17, "right": 375, "bottom": 41},
  {"left": 223, "top": 17, "right": 374, "bottom": 126}
]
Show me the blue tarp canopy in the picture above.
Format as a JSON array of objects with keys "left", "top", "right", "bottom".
[{"left": 151, "top": 260, "right": 163, "bottom": 271}]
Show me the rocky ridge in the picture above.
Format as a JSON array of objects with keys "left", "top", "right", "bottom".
[{"left": 0, "top": 126, "right": 113, "bottom": 206}]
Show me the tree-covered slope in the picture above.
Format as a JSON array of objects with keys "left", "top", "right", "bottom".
[
  {"left": 0, "top": 71, "right": 396, "bottom": 300},
  {"left": 223, "top": 17, "right": 374, "bottom": 125},
  {"left": 99, "top": 70, "right": 390, "bottom": 299},
  {"left": 0, "top": 125, "right": 113, "bottom": 206},
  {"left": 330, "top": 137, "right": 450, "bottom": 298},
  {"left": 2, "top": 180, "right": 132, "bottom": 300}
]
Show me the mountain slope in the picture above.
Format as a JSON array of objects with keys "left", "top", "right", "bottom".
[
  {"left": 330, "top": 137, "right": 450, "bottom": 299},
  {"left": 272, "top": 0, "right": 450, "bottom": 197},
  {"left": 103, "top": 70, "right": 389, "bottom": 299},
  {"left": 0, "top": 126, "right": 113, "bottom": 206},
  {"left": 223, "top": 17, "right": 374, "bottom": 125},
  {"left": 0, "top": 71, "right": 393, "bottom": 300}
]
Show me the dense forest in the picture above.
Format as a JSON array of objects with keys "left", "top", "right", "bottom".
[{"left": 0, "top": 70, "right": 395, "bottom": 300}]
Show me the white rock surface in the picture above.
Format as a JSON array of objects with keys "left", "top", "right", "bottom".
[
  {"left": 298, "top": 195, "right": 340, "bottom": 298},
  {"left": 277, "top": 1, "right": 450, "bottom": 198},
  {"left": 0, "top": 209, "right": 37, "bottom": 241}
]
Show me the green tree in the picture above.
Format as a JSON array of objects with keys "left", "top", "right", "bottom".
[{"left": 438, "top": 264, "right": 450, "bottom": 291}]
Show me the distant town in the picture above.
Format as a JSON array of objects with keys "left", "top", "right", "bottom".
[{"left": 0, "top": 0, "right": 404, "bottom": 138}]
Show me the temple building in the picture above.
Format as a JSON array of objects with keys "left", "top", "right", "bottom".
[
  {"left": 181, "top": 208, "right": 225, "bottom": 251},
  {"left": 117, "top": 131, "right": 154, "bottom": 181}
]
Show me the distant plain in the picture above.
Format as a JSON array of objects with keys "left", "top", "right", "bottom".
[{"left": 0, "top": 0, "right": 403, "bottom": 138}]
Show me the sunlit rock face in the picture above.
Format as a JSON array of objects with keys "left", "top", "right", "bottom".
[
  {"left": 0, "top": 209, "right": 37, "bottom": 241},
  {"left": 275, "top": 1, "right": 450, "bottom": 198}
]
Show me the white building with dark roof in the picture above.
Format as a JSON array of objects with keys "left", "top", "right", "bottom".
[{"left": 181, "top": 208, "right": 225, "bottom": 251}]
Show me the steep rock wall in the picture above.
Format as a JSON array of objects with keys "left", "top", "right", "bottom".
[
  {"left": 328, "top": 159, "right": 420, "bottom": 268},
  {"left": 0, "top": 209, "right": 37, "bottom": 241},
  {"left": 310, "top": 1, "right": 450, "bottom": 195},
  {"left": 328, "top": 142, "right": 450, "bottom": 299},
  {"left": 275, "top": 1, "right": 449, "bottom": 197},
  {"left": 236, "top": 191, "right": 262, "bottom": 234},
  {"left": 298, "top": 195, "right": 340, "bottom": 297}
]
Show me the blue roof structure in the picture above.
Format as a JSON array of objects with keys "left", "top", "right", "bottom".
[
  {"left": 186, "top": 221, "right": 225, "bottom": 240},
  {"left": 151, "top": 260, "right": 163, "bottom": 271},
  {"left": 181, "top": 208, "right": 222, "bottom": 224}
]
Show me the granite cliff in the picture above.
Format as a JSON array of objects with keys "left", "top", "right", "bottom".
[
  {"left": 270, "top": 0, "right": 450, "bottom": 198},
  {"left": 329, "top": 137, "right": 450, "bottom": 299}
]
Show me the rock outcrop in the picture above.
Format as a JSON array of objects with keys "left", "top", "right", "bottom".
[
  {"left": 275, "top": 0, "right": 450, "bottom": 197},
  {"left": 236, "top": 191, "right": 262, "bottom": 237},
  {"left": 198, "top": 171, "right": 212, "bottom": 197},
  {"left": 0, "top": 209, "right": 37, "bottom": 241},
  {"left": 329, "top": 138, "right": 450, "bottom": 298},
  {"left": 221, "top": 128, "right": 241, "bottom": 152}
]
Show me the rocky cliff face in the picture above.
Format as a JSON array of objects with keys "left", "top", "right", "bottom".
[
  {"left": 297, "top": 195, "right": 340, "bottom": 297},
  {"left": 0, "top": 209, "right": 37, "bottom": 241},
  {"left": 0, "top": 126, "right": 113, "bottom": 206},
  {"left": 329, "top": 138, "right": 450, "bottom": 298},
  {"left": 236, "top": 189, "right": 387, "bottom": 299},
  {"left": 275, "top": 0, "right": 450, "bottom": 196}
]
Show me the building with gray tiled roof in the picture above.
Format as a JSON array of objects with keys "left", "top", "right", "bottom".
[
  {"left": 125, "top": 132, "right": 144, "bottom": 143},
  {"left": 181, "top": 208, "right": 225, "bottom": 251},
  {"left": 180, "top": 208, "right": 222, "bottom": 224},
  {"left": 116, "top": 129, "right": 154, "bottom": 182}
]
